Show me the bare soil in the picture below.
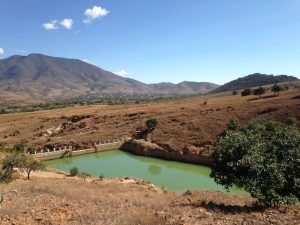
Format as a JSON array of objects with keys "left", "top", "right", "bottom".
[{"left": 0, "top": 172, "right": 299, "bottom": 225}]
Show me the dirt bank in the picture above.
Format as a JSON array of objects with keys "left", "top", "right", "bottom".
[
  {"left": 0, "top": 171, "right": 299, "bottom": 225},
  {"left": 121, "top": 139, "right": 212, "bottom": 166}
]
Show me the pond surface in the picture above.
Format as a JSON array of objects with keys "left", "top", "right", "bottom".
[{"left": 45, "top": 150, "right": 243, "bottom": 193}]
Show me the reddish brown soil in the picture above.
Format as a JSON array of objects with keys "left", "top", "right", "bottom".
[
  {"left": 0, "top": 174, "right": 299, "bottom": 225},
  {"left": 0, "top": 87, "right": 299, "bottom": 152}
]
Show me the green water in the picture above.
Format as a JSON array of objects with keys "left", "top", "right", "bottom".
[{"left": 45, "top": 150, "right": 242, "bottom": 193}]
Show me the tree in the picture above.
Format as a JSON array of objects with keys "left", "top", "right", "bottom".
[
  {"left": 211, "top": 120, "right": 300, "bottom": 207},
  {"left": 253, "top": 86, "right": 266, "bottom": 98},
  {"left": 271, "top": 84, "right": 289, "bottom": 96},
  {"left": 20, "top": 154, "right": 45, "bottom": 180},
  {"left": 146, "top": 118, "right": 158, "bottom": 132},
  {"left": 241, "top": 88, "right": 252, "bottom": 97},
  {"left": 1, "top": 153, "right": 24, "bottom": 182},
  {"left": 232, "top": 90, "right": 238, "bottom": 95}
]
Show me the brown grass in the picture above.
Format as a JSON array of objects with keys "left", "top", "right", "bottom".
[
  {"left": 0, "top": 176, "right": 299, "bottom": 225},
  {"left": 0, "top": 85, "right": 299, "bottom": 153}
]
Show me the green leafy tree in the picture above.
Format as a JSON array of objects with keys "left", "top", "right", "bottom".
[
  {"left": 20, "top": 154, "right": 45, "bottom": 180},
  {"left": 146, "top": 118, "right": 158, "bottom": 132},
  {"left": 241, "top": 88, "right": 252, "bottom": 97},
  {"left": 253, "top": 86, "right": 266, "bottom": 98},
  {"left": 1, "top": 153, "right": 24, "bottom": 183},
  {"left": 211, "top": 120, "right": 300, "bottom": 207}
]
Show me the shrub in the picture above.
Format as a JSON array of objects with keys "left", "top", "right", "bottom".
[
  {"left": 286, "top": 117, "right": 297, "bottom": 127},
  {"left": 241, "top": 88, "right": 252, "bottom": 96},
  {"left": 227, "top": 118, "right": 240, "bottom": 131},
  {"left": 211, "top": 120, "right": 300, "bottom": 207},
  {"left": 146, "top": 118, "right": 158, "bottom": 131},
  {"left": 70, "top": 167, "right": 79, "bottom": 176},
  {"left": 232, "top": 90, "right": 238, "bottom": 95},
  {"left": 253, "top": 86, "right": 266, "bottom": 98},
  {"left": 0, "top": 153, "right": 24, "bottom": 183},
  {"left": 271, "top": 84, "right": 289, "bottom": 95},
  {"left": 20, "top": 154, "right": 45, "bottom": 180}
]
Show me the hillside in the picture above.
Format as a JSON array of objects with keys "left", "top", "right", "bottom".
[
  {"left": 211, "top": 73, "right": 298, "bottom": 93},
  {"left": 0, "top": 54, "right": 218, "bottom": 103},
  {"left": 150, "top": 81, "right": 219, "bottom": 95}
]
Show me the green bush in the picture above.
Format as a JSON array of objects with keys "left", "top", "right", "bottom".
[
  {"left": 253, "top": 86, "right": 266, "bottom": 97},
  {"left": 146, "top": 118, "right": 158, "bottom": 131},
  {"left": 211, "top": 120, "right": 300, "bottom": 207},
  {"left": 232, "top": 90, "right": 238, "bottom": 95},
  {"left": 227, "top": 118, "right": 240, "bottom": 131},
  {"left": 70, "top": 167, "right": 79, "bottom": 176},
  {"left": 241, "top": 88, "right": 252, "bottom": 96},
  {"left": 286, "top": 117, "right": 297, "bottom": 127}
]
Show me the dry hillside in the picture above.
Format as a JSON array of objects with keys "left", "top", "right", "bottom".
[{"left": 0, "top": 85, "right": 299, "bottom": 152}]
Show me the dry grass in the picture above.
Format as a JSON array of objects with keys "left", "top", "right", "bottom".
[
  {"left": 0, "top": 176, "right": 299, "bottom": 225},
  {"left": 0, "top": 86, "right": 299, "bottom": 154}
]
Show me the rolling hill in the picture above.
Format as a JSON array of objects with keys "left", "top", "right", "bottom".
[
  {"left": 211, "top": 73, "right": 298, "bottom": 93},
  {"left": 0, "top": 54, "right": 219, "bottom": 103}
]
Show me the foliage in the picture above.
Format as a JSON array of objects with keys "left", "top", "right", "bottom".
[
  {"left": 211, "top": 119, "right": 300, "bottom": 207},
  {"left": 146, "top": 118, "right": 158, "bottom": 131},
  {"left": 12, "top": 143, "right": 27, "bottom": 153},
  {"left": 253, "top": 86, "right": 266, "bottom": 97},
  {"left": 232, "top": 90, "right": 238, "bottom": 95},
  {"left": 271, "top": 84, "right": 289, "bottom": 95},
  {"left": 227, "top": 118, "right": 240, "bottom": 131},
  {"left": 70, "top": 167, "right": 79, "bottom": 176},
  {"left": 286, "top": 117, "right": 297, "bottom": 127},
  {"left": 19, "top": 154, "right": 45, "bottom": 180},
  {"left": 241, "top": 88, "right": 252, "bottom": 96},
  {"left": 0, "top": 153, "right": 24, "bottom": 183}
]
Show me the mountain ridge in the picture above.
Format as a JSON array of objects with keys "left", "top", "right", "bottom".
[
  {"left": 211, "top": 73, "right": 299, "bottom": 93},
  {"left": 0, "top": 54, "right": 219, "bottom": 103}
]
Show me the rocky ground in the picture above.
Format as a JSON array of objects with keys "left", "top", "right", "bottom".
[{"left": 0, "top": 171, "right": 299, "bottom": 225}]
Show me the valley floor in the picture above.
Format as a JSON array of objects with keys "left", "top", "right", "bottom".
[{"left": 0, "top": 170, "right": 299, "bottom": 225}]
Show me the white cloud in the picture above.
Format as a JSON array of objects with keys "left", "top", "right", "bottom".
[
  {"left": 82, "top": 59, "right": 96, "bottom": 66},
  {"left": 0, "top": 48, "right": 4, "bottom": 55},
  {"left": 83, "top": 6, "right": 109, "bottom": 24},
  {"left": 42, "top": 20, "right": 58, "bottom": 30},
  {"left": 60, "top": 19, "right": 73, "bottom": 29},
  {"left": 115, "top": 70, "right": 129, "bottom": 77}
]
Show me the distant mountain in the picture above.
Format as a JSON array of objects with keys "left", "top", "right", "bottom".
[
  {"left": 211, "top": 73, "right": 298, "bottom": 93},
  {"left": 0, "top": 54, "right": 218, "bottom": 103},
  {"left": 150, "top": 81, "right": 219, "bottom": 95}
]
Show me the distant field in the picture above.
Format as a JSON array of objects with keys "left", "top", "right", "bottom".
[{"left": 0, "top": 82, "right": 299, "bottom": 153}]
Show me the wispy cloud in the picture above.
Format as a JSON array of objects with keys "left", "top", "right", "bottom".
[
  {"left": 60, "top": 19, "right": 73, "bottom": 29},
  {"left": 0, "top": 48, "right": 4, "bottom": 57},
  {"left": 83, "top": 6, "right": 109, "bottom": 24},
  {"left": 115, "top": 70, "right": 129, "bottom": 77},
  {"left": 42, "top": 20, "right": 58, "bottom": 30}
]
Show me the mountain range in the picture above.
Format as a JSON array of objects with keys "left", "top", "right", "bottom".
[
  {"left": 211, "top": 73, "right": 298, "bottom": 93},
  {"left": 0, "top": 54, "right": 218, "bottom": 103},
  {"left": 0, "top": 54, "right": 298, "bottom": 103}
]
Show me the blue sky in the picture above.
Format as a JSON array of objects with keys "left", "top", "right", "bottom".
[{"left": 1, "top": 0, "right": 300, "bottom": 84}]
